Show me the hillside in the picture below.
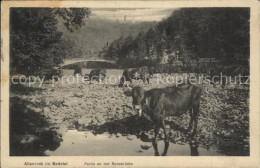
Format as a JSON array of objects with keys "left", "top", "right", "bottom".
[
  {"left": 58, "top": 18, "right": 157, "bottom": 58},
  {"left": 102, "top": 8, "right": 250, "bottom": 67}
]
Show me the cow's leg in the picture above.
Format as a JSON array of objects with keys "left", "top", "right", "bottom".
[
  {"left": 187, "top": 108, "right": 194, "bottom": 133},
  {"left": 152, "top": 125, "right": 160, "bottom": 156},
  {"left": 147, "top": 77, "right": 150, "bottom": 84},
  {"left": 190, "top": 142, "right": 199, "bottom": 156},
  {"left": 128, "top": 79, "right": 133, "bottom": 88},
  {"left": 141, "top": 77, "right": 146, "bottom": 84},
  {"left": 119, "top": 77, "right": 125, "bottom": 87},
  {"left": 192, "top": 105, "right": 200, "bottom": 138},
  {"left": 222, "top": 77, "right": 226, "bottom": 88},
  {"left": 161, "top": 121, "right": 169, "bottom": 156}
]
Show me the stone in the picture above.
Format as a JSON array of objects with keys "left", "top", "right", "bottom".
[
  {"left": 20, "top": 135, "right": 38, "bottom": 144},
  {"left": 140, "top": 144, "right": 152, "bottom": 150},
  {"left": 25, "top": 104, "right": 41, "bottom": 113},
  {"left": 74, "top": 92, "right": 84, "bottom": 98},
  {"left": 126, "top": 135, "right": 135, "bottom": 140},
  {"left": 78, "top": 117, "right": 93, "bottom": 126},
  {"left": 35, "top": 127, "right": 50, "bottom": 133},
  {"left": 95, "top": 115, "right": 106, "bottom": 125}
]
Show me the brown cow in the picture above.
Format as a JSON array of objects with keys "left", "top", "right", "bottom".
[
  {"left": 119, "top": 66, "right": 150, "bottom": 87},
  {"left": 132, "top": 83, "right": 202, "bottom": 156},
  {"left": 84, "top": 69, "right": 106, "bottom": 83},
  {"left": 74, "top": 65, "right": 82, "bottom": 76}
]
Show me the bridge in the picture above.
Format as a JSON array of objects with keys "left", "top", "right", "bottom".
[
  {"left": 60, "top": 58, "right": 117, "bottom": 67},
  {"left": 60, "top": 58, "right": 119, "bottom": 69}
]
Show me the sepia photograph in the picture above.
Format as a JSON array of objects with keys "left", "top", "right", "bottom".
[{"left": 1, "top": 0, "right": 260, "bottom": 167}]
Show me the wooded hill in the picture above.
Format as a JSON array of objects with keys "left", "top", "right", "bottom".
[
  {"left": 10, "top": 8, "right": 157, "bottom": 76},
  {"left": 59, "top": 18, "right": 157, "bottom": 58},
  {"left": 102, "top": 8, "right": 249, "bottom": 68}
]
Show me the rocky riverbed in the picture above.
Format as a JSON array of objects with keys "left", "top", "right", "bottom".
[{"left": 10, "top": 69, "right": 249, "bottom": 156}]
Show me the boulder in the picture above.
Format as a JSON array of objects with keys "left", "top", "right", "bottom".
[
  {"left": 74, "top": 92, "right": 84, "bottom": 98},
  {"left": 116, "top": 133, "right": 121, "bottom": 137},
  {"left": 140, "top": 144, "right": 152, "bottom": 150},
  {"left": 77, "top": 117, "right": 93, "bottom": 127},
  {"left": 26, "top": 104, "right": 42, "bottom": 113},
  {"left": 95, "top": 115, "right": 106, "bottom": 125},
  {"left": 126, "top": 135, "right": 135, "bottom": 140}
]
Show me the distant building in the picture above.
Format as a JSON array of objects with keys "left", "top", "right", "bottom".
[
  {"left": 190, "top": 57, "right": 220, "bottom": 68},
  {"left": 160, "top": 51, "right": 181, "bottom": 65},
  {"left": 160, "top": 53, "right": 169, "bottom": 64}
]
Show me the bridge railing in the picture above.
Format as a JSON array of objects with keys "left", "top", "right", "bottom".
[{"left": 60, "top": 60, "right": 120, "bottom": 69}]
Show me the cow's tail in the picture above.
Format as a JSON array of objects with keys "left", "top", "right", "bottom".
[
  {"left": 119, "top": 74, "right": 126, "bottom": 87},
  {"left": 119, "top": 69, "right": 130, "bottom": 87}
]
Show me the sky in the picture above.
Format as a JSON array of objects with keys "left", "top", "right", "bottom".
[{"left": 91, "top": 8, "right": 177, "bottom": 22}]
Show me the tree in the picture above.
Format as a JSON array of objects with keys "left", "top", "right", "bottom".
[
  {"left": 55, "top": 8, "right": 91, "bottom": 32},
  {"left": 133, "top": 31, "right": 146, "bottom": 60},
  {"left": 156, "top": 29, "right": 167, "bottom": 62},
  {"left": 102, "top": 8, "right": 249, "bottom": 67},
  {"left": 105, "top": 36, "right": 125, "bottom": 59},
  {"left": 120, "top": 34, "right": 134, "bottom": 59},
  {"left": 10, "top": 8, "right": 91, "bottom": 76},
  {"left": 145, "top": 28, "right": 157, "bottom": 60}
]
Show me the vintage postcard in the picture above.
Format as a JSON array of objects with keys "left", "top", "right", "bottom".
[{"left": 1, "top": 0, "right": 260, "bottom": 167}]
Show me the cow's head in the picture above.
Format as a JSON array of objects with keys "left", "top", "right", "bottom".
[{"left": 132, "top": 86, "right": 145, "bottom": 117}]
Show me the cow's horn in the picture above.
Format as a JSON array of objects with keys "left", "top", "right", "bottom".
[
  {"left": 127, "top": 84, "right": 133, "bottom": 89},
  {"left": 128, "top": 83, "right": 134, "bottom": 89}
]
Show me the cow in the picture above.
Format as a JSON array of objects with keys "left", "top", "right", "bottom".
[
  {"left": 74, "top": 65, "right": 82, "bottom": 76},
  {"left": 44, "top": 67, "right": 63, "bottom": 81},
  {"left": 85, "top": 69, "right": 106, "bottom": 83},
  {"left": 119, "top": 66, "right": 150, "bottom": 87},
  {"left": 132, "top": 83, "right": 202, "bottom": 156},
  {"left": 148, "top": 67, "right": 156, "bottom": 77}
]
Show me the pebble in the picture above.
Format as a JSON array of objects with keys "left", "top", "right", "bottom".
[
  {"left": 127, "top": 135, "right": 135, "bottom": 140},
  {"left": 43, "top": 107, "right": 51, "bottom": 113},
  {"left": 140, "top": 144, "right": 152, "bottom": 150}
]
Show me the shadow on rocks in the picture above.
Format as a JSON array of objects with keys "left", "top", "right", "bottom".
[
  {"left": 123, "top": 90, "right": 132, "bottom": 97},
  {"left": 10, "top": 96, "right": 62, "bottom": 156},
  {"left": 86, "top": 115, "right": 189, "bottom": 143},
  {"left": 86, "top": 115, "right": 154, "bottom": 142},
  {"left": 10, "top": 83, "right": 45, "bottom": 95}
]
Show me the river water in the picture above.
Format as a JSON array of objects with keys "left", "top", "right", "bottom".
[{"left": 45, "top": 130, "right": 225, "bottom": 156}]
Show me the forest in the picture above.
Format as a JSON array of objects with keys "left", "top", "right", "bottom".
[
  {"left": 101, "top": 8, "right": 249, "bottom": 68},
  {"left": 10, "top": 8, "right": 250, "bottom": 75},
  {"left": 10, "top": 8, "right": 91, "bottom": 76}
]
